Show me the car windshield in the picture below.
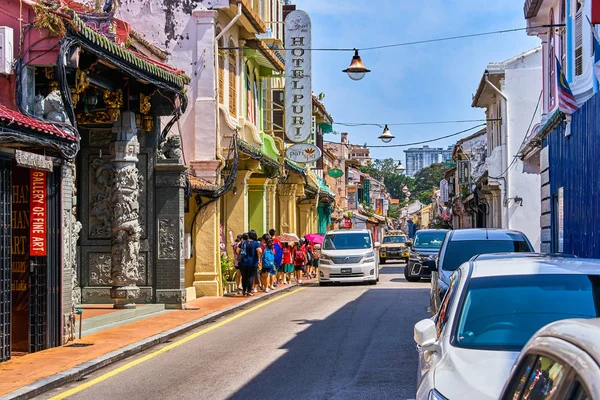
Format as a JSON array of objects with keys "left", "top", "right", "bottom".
[
  {"left": 455, "top": 274, "right": 600, "bottom": 351},
  {"left": 441, "top": 240, "right": 531, "bottom": 271},
  {"left": 323, "top": 233, "right": 372, "bottom": 250},
  {"left": 383, "top": 236, "right": 406, "bottom": 244},
  {"left": 414, "top": 231, "right": 446, "bottom": 248}
]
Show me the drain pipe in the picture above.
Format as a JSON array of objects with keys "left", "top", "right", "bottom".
[
  {"left": 484, "top": 73, "right": 509, "bottom": 229},
  {"left": 213, "top": 3, "right": 242, "bottom": 176}
]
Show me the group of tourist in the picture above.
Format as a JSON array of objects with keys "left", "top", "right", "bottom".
[{"left": 230, "top": 229, "right": 321, "bottom": 297}]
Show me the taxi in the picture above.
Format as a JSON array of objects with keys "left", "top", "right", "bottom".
[{"left": 379, "top": 231, "right": 410, "bottom": 264}]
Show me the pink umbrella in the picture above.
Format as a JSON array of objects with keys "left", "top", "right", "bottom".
[{"left": 305, "top": 233, "right": 324, "bottom": 244}]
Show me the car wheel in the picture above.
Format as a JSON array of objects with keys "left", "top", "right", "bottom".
[
  {"left": 404, "top": 265, "right": 420, "bottom": 282},
  {"left": 368, "top": 279, "right": 377, "bottom": 285},
  {"left": 319, "top": 282, "right": 330, "bottom": 287}
]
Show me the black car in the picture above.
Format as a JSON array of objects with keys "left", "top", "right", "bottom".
[
  {"left": 404, "top": 229, "right": 448, "bottom": 282},
  {"left": 424, "top": 229, "right": 534, "bottom": 315}
]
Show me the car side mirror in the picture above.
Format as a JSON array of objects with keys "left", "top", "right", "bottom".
[
  {"left": 374, "top": 242, "right": 381, "bottom": 248},
  {"left": 423, "top": 259, "right": 437, "bottom": 272},
  {"left": 414, "top": 319, "right": 438, "bottom": 350}
]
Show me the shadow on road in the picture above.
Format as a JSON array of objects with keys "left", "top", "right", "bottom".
[
  {"left": 228, "top": 287, "right": 429, "bottom": 400},
  {"left": 379, "top": 265, "right": 405, "bottom": 275}
]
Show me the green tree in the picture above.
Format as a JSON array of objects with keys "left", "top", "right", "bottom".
[
  {"left": 358, "top": 158, "right": 415, "bottom": 199},
  {"left": 413, "top": 163, "right": 446, "bottom": 205}
]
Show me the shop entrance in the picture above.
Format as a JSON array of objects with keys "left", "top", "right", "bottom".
[
  {"left": 0, "top": 159, "right": 11, "bottom": 362},
  {"left": 0, "top": 163, "right": 62, "bottom": 361}
]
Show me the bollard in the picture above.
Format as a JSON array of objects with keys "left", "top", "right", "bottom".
[{"left": 76, "top": 308, "right": 83, "bottom": 339}]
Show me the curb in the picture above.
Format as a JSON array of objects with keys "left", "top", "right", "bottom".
[{"left": 1, "top": 283, "right": 303, "bottom": 400}]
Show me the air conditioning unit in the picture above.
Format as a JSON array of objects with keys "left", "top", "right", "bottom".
[{"left": 0, "top": 26, "right": 14, "bottom": 74}]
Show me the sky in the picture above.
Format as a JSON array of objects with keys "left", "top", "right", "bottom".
[{"left": 294, "top": 0, "right": 540, "bottom": 166}]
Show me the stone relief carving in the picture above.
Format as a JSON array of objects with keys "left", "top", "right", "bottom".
[
  {"left": 278, "top": 184, "right": 297, "bottom": 197},
  {"left": 111, "top": 166, "right": 142, "bottom": 284},
  {"left": 155, "top": 174, "right": 186, "bottom": 187},
  {"left": 158, "top": 218, "right": 177, "bottom": 259},
  {"left": 89, "top": 130, "right": 112, "bottom": 147},
  {"left": 89, "top": 156, "right": 113, "bottom": 238},
  {"left": 157, "top": 134, "right": 183, "bottom": 161},
  {"left": 89, "top": 253, "right": 112, "bottom": 286}
]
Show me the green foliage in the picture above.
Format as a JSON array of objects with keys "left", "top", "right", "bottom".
[
  {"left": 358, "top": 158, "right": 416, "bottom": 199},
  {"left": 388, "top": 204, "right": 400, "bottom": 219},
  {"left": 413, "top": 163, "right": 447, "bottom": 205},
  {"left": 220, "top": 253, "right": 236, "bottom": 287}
]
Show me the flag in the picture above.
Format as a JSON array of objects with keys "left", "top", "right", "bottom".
[
  {"left": 556, "top": 57, "right": 578, "bottom": 114},
  {"left": 588, "top": 16, "right": 600, "bottom": 84},
  {"left": 246, "top": 70, "right": 255, "bottom": 125}
]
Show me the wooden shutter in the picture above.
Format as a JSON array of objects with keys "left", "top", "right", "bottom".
[
  {"left": 218, "top": 50, "right": 225, "bottom": 105},
  {"left": 229, "top": 50, "right": 237, "bottom": 117}
]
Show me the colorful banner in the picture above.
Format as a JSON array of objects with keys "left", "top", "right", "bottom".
[
  {"left": 363, "top": 179, "right": 371, "bottom": 206},
  {"left": 30, "top": 170, "right": 47, "bottom": 256}
]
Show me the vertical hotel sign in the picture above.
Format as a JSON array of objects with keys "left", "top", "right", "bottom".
[
  {"left": 30, "top": 170, "right": 47, "bottom": 256},
  {"left": 285, "top": 10, "right": 312, "bottom": 143}
]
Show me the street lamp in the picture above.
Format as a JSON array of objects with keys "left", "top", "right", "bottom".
[
  {"left": 343, "top": 49, "right": 371, "bottom": 81},
  {"left": 378, "top": 124, "right": 395, "bottom": 143},
  {"left": 395, "top": 161, "right": 405, "bottom": 175}
]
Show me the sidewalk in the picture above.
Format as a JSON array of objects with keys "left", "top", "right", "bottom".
[{"left": 0, "top": 278, "right": 315, "bottom": 399}]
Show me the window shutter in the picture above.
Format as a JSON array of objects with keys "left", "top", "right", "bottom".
[
  {"left": 218, "top": 50, "right": 225, "bottom": 105},
  {"left": 575, "top": 11, "right": 584, "bottom": 76},
  {"left": 229, "top": 50, "right": 237, "bottom": 117}
]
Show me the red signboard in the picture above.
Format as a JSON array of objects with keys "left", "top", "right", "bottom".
[
  {"left": 342, "top": 219, "right": 352, "bottom": 229},
  {"left": 30, "top": 170, "right": 47, "bottom": 256}
]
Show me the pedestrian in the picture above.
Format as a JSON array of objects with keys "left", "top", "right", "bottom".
[
  {"left": 305, "top": 240, "right": 314, "bottom": 278},
  {"left": 232, "top": 233, "right": 243, "bottom": 291},
  {"left": 292, "top": 242, "right": 306, "bottom": 284},
  {"left": 281, "top": 242, "right": 293, "bottom": 284},
  {"left": 313, "top": 243, "right": 321, "bottom": 279},
  {"left": 260, "top": 235, "right": 276, "bottom": 292},
  {"left": 239, "top": 230, "right": 261, "bottom": 296},
  {"left": 270, "top": 229, "right": 283, "bottom": 287}
]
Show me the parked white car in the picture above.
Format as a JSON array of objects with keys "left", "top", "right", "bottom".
[
  {"left": 414, "top": 256, "right": 600, "bottom": 400},
  {"left": 319, "top": 229, "right": 380, "bottom": 285},
  {"left": 499, "top": 318, "right": 600, "bottom": 400}
]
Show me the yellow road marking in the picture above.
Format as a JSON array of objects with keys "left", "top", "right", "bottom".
[{"left": 50, "top": 286, "right": 307, "bottom": 399}]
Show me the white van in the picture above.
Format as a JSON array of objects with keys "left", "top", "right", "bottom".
[{"left": 318, "top": 229, "right": 380, "bottom": 286}]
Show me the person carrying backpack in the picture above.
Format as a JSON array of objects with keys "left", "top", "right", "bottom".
[
  {"left": 293, "top": 242, "right": 306, "bottom": 284},
  {"left": 260, "top": 235, "right": 276, "bottom": 292},
  {"left": 239, "top": 230, "right": 261, "bottom": 296}
]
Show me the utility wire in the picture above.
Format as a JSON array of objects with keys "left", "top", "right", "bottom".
[
  {"left": 324, "top": 124, "right": 485, "bottom": 148},
  {"left": 220, "top": 24, "right": 563, "bottom": 52},
  {"left": 333, "top": 119, "right": 499, "bottom": 127},
  {"left": 488, "top": 90, "right": 542, "bottom": 180}
]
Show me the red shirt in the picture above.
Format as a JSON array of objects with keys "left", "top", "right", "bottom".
[
  {"left": 273, "top": 237, "right": 282, "bottom": 246},
  {"left": 283, "top": 248, "right": 292, "bottom": 264}
]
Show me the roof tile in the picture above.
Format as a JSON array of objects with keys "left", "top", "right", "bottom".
[{"left": 0, "top": 105, "right": 77, "bottom": 141}]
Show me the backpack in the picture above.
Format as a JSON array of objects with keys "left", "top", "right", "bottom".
[
  {"left": 262, "top": 248, "right": 275, "bottom": 268},
  {"left": 274, "top": 243, "right": 283, "bottom": 267},
  {"left": 294, "top": 249, "right": 306, "bottom": 265},
  {"left": 306, "top": 246, "right": 314, "bottom": 263},
  {"left": 237, "top": 241, "right": 247, "bottom": 264}
]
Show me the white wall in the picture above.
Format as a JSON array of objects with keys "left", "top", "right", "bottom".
[{"left": 503, "top": 53, "right": 542, "bottom": 251}]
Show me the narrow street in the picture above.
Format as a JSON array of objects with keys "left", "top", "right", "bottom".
[{"left": 40, "top": 263, "right": 429, "bottom": 400}]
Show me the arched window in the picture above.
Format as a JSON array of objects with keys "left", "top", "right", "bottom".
[
  {"left": 217, "top": 29, "right": 225, "bottom": 105},
  {"left": 549, "top": 9, "right": 556, "bottom": 108},
  {"left": 228, "top": 39, "right": 237, "bottom": 117}
]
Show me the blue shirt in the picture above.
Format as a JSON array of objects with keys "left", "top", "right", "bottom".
[{"left": 241, "top": 240, "right": 261, "bottom": 267}]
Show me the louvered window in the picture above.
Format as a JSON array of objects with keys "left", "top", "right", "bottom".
[
  {"left": 229, "top": 49, "right": 237, "bottom": 117},
  {"left": 575, "top": 10, "right": 584, "bottom": 76},
  {"left": 549, "top": 10, "right": 556, "bottom": 107},
  {"left": 218, "top": 49, "right": 225, "bottom": 105}
]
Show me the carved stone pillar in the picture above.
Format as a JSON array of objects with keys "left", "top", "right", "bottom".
[
  {"left": 155, "top": 162, "right": 187, "bottom": 308},
  {"left": 109, "top": 111, "right": 141, "bottom": 309}
]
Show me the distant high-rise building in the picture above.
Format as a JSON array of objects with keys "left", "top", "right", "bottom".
[{"left": 404, "top": 145, "right": 453, "bottom": 177}]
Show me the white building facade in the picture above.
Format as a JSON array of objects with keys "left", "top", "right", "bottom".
[{"left": 472, "top": 47, "right": 543, "bottom": 251}]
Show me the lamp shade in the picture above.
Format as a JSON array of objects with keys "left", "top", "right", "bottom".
[
  {"left": 343, "top": 49, "right": 371, "bottom": 81},
  {"left": 378, "top": 124, "right": 395, "bottom": 143}
]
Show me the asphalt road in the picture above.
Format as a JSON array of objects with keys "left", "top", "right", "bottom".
[{"left": 41, "top": 263, "right": 430, "bottom": 400}]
